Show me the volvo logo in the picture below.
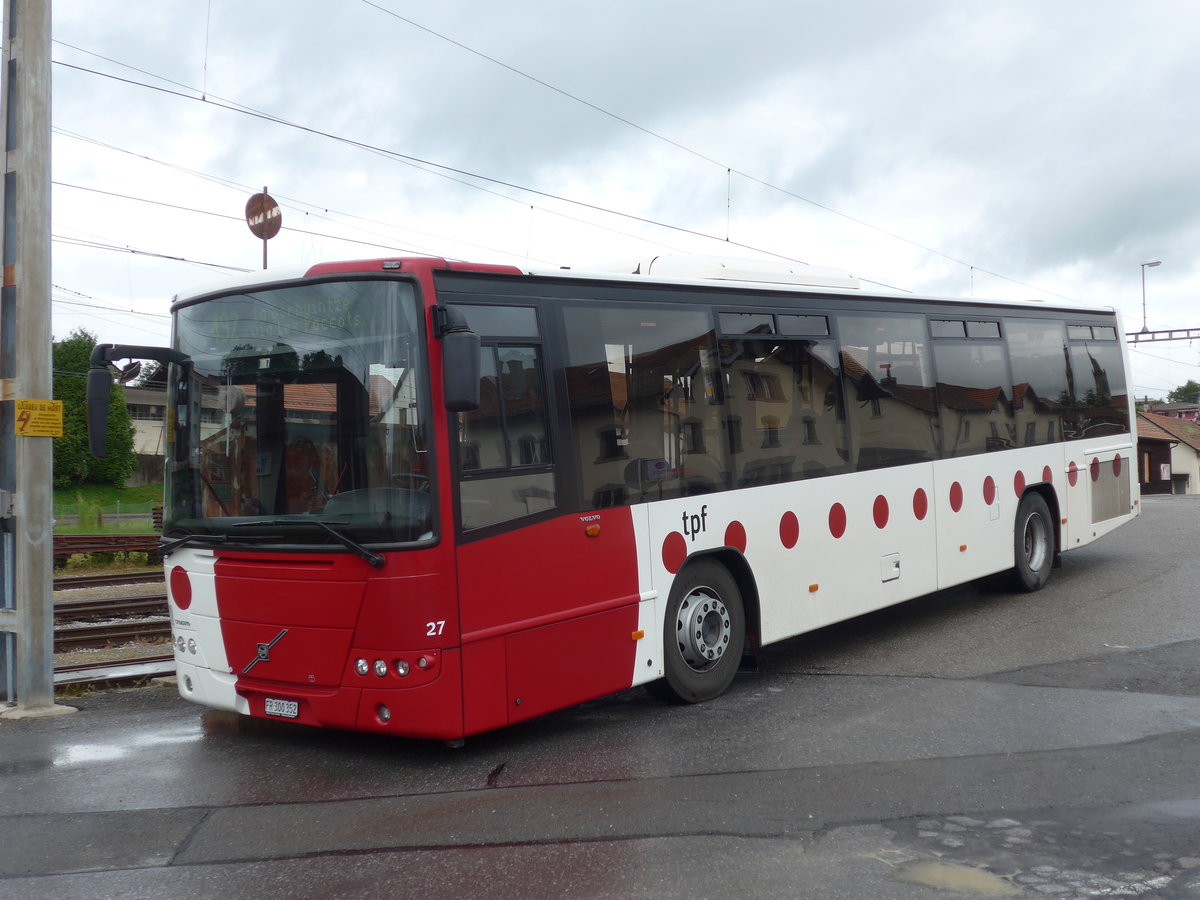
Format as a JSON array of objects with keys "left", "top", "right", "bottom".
[{"left": 242, "top": 629, "right": 289, "bottom": 674}]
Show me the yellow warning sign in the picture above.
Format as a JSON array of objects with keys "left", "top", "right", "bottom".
[{"left": 14, "top": 399, "right": 63, "bottom": 437}]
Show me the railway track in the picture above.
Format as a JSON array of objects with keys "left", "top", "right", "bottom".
[
  {"left": 54, "top": 570, "right": 164, "bottom": 591},
  {"left": 53, "top": 586, "right": 171, "bottom": 652},
  {"left": 54, "top": 618, "right": 172, "bottom": 652},
  {"left": 53, "top": 533, "right": 161, "bottom": 556},
  {"left": 55, "top": 592, "right": 168, "bottom": 618},
  {"left": 51, "top": 557, "right": 176, "bottom": 688},
  {"left": 54, "top": 654, "right": 176, "bottom": 688}
]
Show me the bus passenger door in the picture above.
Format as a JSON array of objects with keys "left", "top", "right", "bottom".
[{"left": 447, "top": 306, "right": 642, "bottom": 733}]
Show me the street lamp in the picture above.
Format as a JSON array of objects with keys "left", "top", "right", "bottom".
[{"left": 1141, "top": 259, "right": 1162, "bottom": 333}]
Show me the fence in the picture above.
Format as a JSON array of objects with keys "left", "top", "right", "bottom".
[{"left": 53, "top": 501, "right": 158, "bottom": 532}]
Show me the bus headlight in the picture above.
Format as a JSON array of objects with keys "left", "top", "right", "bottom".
[
  {"left": 394, "top": 659, "right": 410, "bottom": 677},
  {"left": 355, "top": 658, "right": 369, "bottom": 676},
  {"left": 373, "top": 659, "right": 387, "bottom": 677}
]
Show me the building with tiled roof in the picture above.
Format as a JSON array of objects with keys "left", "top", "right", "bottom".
[
  {"left": 1136, "top": 411, "right": 1200, "bottom": 494},
  {"left": 1148, "top": 401, "right": 1199, "bottom": 422}
]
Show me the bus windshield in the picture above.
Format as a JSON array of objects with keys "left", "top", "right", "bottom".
[{"left": 164, "top": 278, "right": 433, "bottom": 546}]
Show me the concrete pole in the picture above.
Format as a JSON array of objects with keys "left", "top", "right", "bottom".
[{"left": 0, "top": 0, "right": 73, "bottom": 717}]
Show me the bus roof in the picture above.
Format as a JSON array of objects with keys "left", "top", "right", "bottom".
[
  {"left": 172, "top": 254, "right": 1117, "bottom": 319},
  {"left": 531, "top": 255, "right": 862, "bottom": 291}
]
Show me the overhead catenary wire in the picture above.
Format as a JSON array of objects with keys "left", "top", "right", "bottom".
[
  {"left": 57, "top": 129, "right": 704, "bottom": 264},
  {"left": 50, "top": 56, "right": 912, "bottom": 292},
  {"left": 52, "top": 234, "right": 254, "bottom": 272},
  {"left": 355, "top": 0, "right": 1077, "bottom": 303}
]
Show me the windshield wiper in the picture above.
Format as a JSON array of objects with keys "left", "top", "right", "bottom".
[
  {"left": 233, "top": 519, "right": 385, "bottom": 568},
  {"left": 157, "top": 532, "right": 228, "bottom": 557},
  {"left": 158, "top": 531, "right": 284, "bottom": 557}
]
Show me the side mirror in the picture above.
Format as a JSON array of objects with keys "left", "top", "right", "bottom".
[
  {"left": 437, "top": 307, "right": 480, "bottom": 412},
  {"left": 86, "top": 357, "right": 114, "bottom": 458},
  {"left": 85, "top": 343, "right": 191, "bottom": 458},
  {"left": 442, "top": 330, "right": 481, "bottom": 412}
]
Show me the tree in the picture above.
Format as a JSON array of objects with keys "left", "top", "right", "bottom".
[
  {"left": 1166, "top": 380, "right": 1200, "bottom": 405},
  {"left": 52, "top": 328, "right": 136, "bottom": 488}
]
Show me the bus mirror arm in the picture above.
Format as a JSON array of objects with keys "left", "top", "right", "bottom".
[
  {"left": 87, "top": 343, "right": 191, "bottom": 458},
  {"left": 435, "top": 307, "right": 481, "bottom": 412}
]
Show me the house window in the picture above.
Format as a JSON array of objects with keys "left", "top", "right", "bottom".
[
  {"left": 760, "top": 415, "right": 781, "bottom": 448},
  {"left": 802, "top": 417, "right": 819, "bottom": 445}
]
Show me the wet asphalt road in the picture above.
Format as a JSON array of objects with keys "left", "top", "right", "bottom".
[{"left": 2, "top": 495, "right": 1199, "bottom": 899}]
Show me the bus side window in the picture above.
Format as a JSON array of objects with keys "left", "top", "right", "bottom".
[
  {"left": 718, "top": 338, "right": 848, "bottom": 486},
  {"left": 1004, "top": 319, "right": 1072, "bottom": 445},
  {"left": 930, "top": 334, "right": 1015, "bottom": 457},
  {"left": 837, "top": 314, "right": 939, "bottom": 470},
  {"left": 562, "top": 304, "right": 726, "bottom": 509},
  {"left": 1066, "top": 333, "right": 1129, "bottom": 439},
  {"left": 457, "top": 343, "right": 557, "bottom": 530}
]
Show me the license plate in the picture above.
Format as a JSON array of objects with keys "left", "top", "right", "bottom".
[{"left": 264, "top": 698, "right": 299, "bottom": 719}]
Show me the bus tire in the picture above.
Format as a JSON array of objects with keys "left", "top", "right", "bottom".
[
  {"left": 1011, "top": 492, "right": 1054, "bottom": 592},
  {"left": 648, "top": 558, "right": 745, "bottom": 704}
]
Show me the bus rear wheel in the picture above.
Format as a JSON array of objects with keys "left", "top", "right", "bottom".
[
  {"left": 648, "top": 559, "right": 745, "bottom": 704},
  {"left": 1011, "top": 492, "right": 1054, "bottom": 592}
]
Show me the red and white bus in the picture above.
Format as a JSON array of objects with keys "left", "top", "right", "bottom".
[{"left": 88, "top": 255, "right": 1138, "bottom": 741}]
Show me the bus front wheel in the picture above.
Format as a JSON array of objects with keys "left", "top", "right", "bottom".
[
  {"left": 648, "top": 559, "right": 745, "bottom": 704},
  {"left": 1011, "top": 492, "right": 1054, "bottom": 592}
]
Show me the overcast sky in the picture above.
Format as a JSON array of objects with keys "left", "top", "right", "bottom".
[{"left": 49, "top": 0, "right": 1199, "bottom": 399}]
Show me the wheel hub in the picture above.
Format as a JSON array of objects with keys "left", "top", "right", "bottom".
[{"left": 676, "top": 588, "right": 731, "bottom": 670}]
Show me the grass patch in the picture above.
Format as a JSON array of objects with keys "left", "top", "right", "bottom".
[
  {"left": 53, "top": 483, "right": 163, "bottom": 534},
  {"left": 53, "top": 483, "right": 162, "bottom": 507}
]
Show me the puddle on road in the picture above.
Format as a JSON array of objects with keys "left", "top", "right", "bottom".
[
  {"left": 53, "top": 725, "right": 200, "bottom": 767},
  {"left": 53, "top": 743, "right": 129, "bottom": 766},
  {"left": 893, "top": 859, "right": 1020, "bottom": 896}
]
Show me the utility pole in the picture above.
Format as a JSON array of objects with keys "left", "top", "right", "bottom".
[{"left": 0, "top": 0, "right": 72, "bottom": 717}]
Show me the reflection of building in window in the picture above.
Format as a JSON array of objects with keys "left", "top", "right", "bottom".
[
  {"left": 802, "top": 417, "right": 819, "bottom": 445},
  {"left": 460, "top": 442, "right": 481, "bottom": 470},
  {"left": 760, "top": 415, "right": 781, "bottom": 448},
  {"left": 596, "top": 424, "right": 626, "bottom": 462},
  {"left": 682, "top": 418, "right": 706, "bottom": 454},
  {"left": 725, "top": 416, "right": 743, "bottom": 454},
  {"left": 592, "top": 485, "right": 628, "bottom": 508},
  {"left": 838, "top": 314, "right": 939, "bottom": 470},
  {"left": 519, "top": 434, "right": 548, "bottom": 465},
  {"left": 743, "top": 371, "right": 785, "bottom": 401}
]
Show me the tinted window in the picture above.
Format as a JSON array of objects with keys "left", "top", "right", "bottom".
[
  {"left": 1068, "top": 342, "right": 1129, "bottom": 439},
  {"left": 930, "top": 319, "right": 965, "bottom": 338},
  {"left": 932, "top": 342, "right": 1014, "bottom": 456},
  {"left": 457, "top": 342, "right": 556, "bottom": 530},
  {"left": 966, "top": 320, "right": 1001, "bottom": 339},
  {"left": 563, "top": 304, "right": 724, "bottom": 508},
  {"left": 454, "top": 304, "right": 539, "bottom": 338},
  {"left": 838, "top": 314, "right": 938, "bottom": 469},
  {"left": 777, "top": 314, "right": 830, "bottom": 336},
  {"left": 1005, "top": 318, "right": 1071, "bottom": 445},
  {"left": 719, "top": 312, "right": 774, "bottom": 335},
  {"left": 719, "top": 338, "right": 848, "bottom": 484}
]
